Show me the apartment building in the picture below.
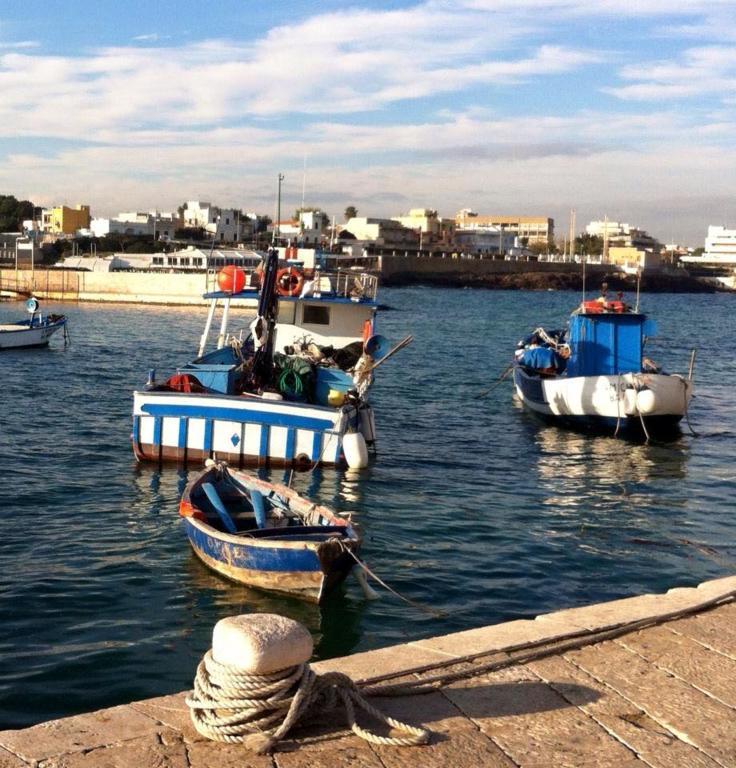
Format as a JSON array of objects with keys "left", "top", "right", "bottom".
[
  {"left": 455, "top": 210, "right": 553, "bottom": 246},
  {"left": 41, "top": 205, "right": 91, "bottom": 235}
]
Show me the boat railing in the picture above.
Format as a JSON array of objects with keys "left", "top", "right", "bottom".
[{"left": 204, "top": 265, "right": 378, "bottom": 302}]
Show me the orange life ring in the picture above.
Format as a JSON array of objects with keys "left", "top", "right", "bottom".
[{"left": 276, "top": 267, "right": 304, "bottom": 297}]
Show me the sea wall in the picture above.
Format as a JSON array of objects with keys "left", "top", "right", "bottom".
[{"left": 0, "top": 268, "right": 212, "bottom": 305}]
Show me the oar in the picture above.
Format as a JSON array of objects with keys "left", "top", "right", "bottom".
[{"left": 366, "top": 334, "right": 413, "bottom": 371}]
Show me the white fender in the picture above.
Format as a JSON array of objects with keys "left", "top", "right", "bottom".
[
  {"left": 636, "top": 388, "right": 658, "bottom": 415},
  {"left": 343, "top": 432, "right": 369, "bottom": 469}
]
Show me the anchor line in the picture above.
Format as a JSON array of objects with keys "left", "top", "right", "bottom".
[
  {"left": 477, "top": 363, "right": 514, "bottom": 399},
  {"left": 340, "top": 544, "right": 446, "bottom": 619}
]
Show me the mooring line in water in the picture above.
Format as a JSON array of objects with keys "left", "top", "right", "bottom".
[
  {"left": 342, "top": 546, "right": 446, "bottom": 618},
  {"left": 477, "top": 363, "right": 514, "bottom": 399}
]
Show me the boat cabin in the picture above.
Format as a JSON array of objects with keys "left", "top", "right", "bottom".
[{"left": 566, "top": 310, "right": 645, "bottom": 377}]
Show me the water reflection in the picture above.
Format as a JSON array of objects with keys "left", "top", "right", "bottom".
[{"left": 534, "top": 426, "right": 688, "bottom": 488}]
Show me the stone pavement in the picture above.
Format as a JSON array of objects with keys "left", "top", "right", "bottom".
[{"left": 1, "top": 575, "right": 735, "bottom": 767}]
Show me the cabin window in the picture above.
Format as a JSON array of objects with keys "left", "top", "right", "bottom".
[{"left": 302, "top": 304, "right": 330, "bottom": 325}]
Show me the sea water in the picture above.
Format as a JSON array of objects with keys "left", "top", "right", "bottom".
[{"left": 0, "top": 288, "right": 733, "bottom": 727}]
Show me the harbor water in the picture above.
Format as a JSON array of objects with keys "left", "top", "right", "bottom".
[{"left": 1, "top": 288, "right": 734, "bottom": 728}]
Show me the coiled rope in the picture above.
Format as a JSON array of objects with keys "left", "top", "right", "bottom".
[{"left": 186, "top": 650, "right": 430, "bottom": 754}]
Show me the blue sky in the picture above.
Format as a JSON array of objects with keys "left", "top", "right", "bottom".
[{"left": 2, "top": 0, "right": 736, "bottom": 244}]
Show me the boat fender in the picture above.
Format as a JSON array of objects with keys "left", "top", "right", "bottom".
[
  {"left": 250, "top": 490, "right": 268, "bottom": 529},
  {"left": 202, "top": 482, "right": 238, "bottom": 534},
  {"left": 343, "top": 432, "right": 369, "bottom": 470},
  {"left": 636, "top": 388, "right": 658, "bottom": 415},
  {"left": 275, "top": 267, "right": 304, "bottom": 297}
]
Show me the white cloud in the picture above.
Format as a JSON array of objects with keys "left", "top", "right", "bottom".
[
  {"left": 1, "top": 0, "right": 735, "bottom": 242},
  {"left": 606, "top": 45, "right": 736, "bottom": 101}
]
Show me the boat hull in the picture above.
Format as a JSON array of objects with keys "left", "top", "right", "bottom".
[
  {"left": 132, "top": 389, "right": 369, "bottom": 467},
  {"left": 0, "top": 319, "right": 65, "bottom": 350},
  {"left": 513, "top": 366, "right": 692, "bottom": 438},
  {"left": 183, "top": 516, "right": 356, "bottom": 601}
]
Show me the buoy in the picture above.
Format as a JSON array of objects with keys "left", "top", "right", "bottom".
[
  {"left": 327, "top": 388, "right": 346, "bottom": 407},
  {"left": 343, "top": 432, "right": 369, "bottom": 469},
  {"left": 217, "top": 265, "right": 246, "bottom": 293},
  {"left": 212, "top": 614, "right": 313, "bottom": 674}
]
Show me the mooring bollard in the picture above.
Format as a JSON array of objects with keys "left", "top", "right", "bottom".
[{"left": 186, "top": 613, "right": 430, "bottom": 754}]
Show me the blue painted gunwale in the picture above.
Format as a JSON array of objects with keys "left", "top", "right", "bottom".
[
  {"left": 138, "top": 396, "right": 337, "bottom": 432},
  {"left": 184, "top": 518, "right": 323, "bottom": 572}
]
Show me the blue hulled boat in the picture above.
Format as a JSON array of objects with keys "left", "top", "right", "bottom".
[
  {"left": 132, "top": 249, "right": 393, "bottom": 469},
  {"left": 513, "top": 294, "right": 694, "bottom": 439},
  {"left": 179, "top": 461, "right": 361, "bottom": 602}
]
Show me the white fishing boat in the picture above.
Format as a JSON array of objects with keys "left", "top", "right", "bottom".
[
  {"left": 0, "top": 298, "right": 68, "bottom": 350},
  {"left": 132, "top": 250, "right": 406, "bottom": 469},
  {"left": 513, "top": 292, "right": 694, "bottom": 439}
]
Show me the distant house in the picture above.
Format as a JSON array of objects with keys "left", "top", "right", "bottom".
[
  {"left": 391, "top": 208, "right": 455, "bottom": 247},
  {"left": 341, "top": 217, "right": 418, "bottom": 247},
  {"left": 41, "top": 205, "right": 91, "bottom": 235}
]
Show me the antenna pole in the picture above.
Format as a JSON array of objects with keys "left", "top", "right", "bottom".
[{"left": 273, "top": 173, "right": 284, "bottom": 246}]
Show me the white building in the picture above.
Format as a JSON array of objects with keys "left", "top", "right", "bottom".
[
  {"left": 585, "top": 220, "right": 660, "bottom": 251},
  {"left": 454, "top": 226, "right": 518, "bottom": 255},
  {"left": 680, "top": 226, "right": 736, "bottom": 268},
  {"left": 340, "top": 217, "right": 418, "bottom": 247},
  {"left": 91, "top": 211, "right": 181, "bottom": 239}
]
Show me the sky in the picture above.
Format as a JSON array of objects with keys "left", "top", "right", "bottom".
[{"left": 1, "top": 0, "right": 736, "bottom": 245}]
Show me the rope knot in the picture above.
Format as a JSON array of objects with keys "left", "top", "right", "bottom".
[{"left": 186, "top": 656, "right": 430, "bottom": 754}]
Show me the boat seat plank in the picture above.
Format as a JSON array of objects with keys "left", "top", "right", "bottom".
[{"left": 237, "top": 524, "right": 347, "bottom": 539}]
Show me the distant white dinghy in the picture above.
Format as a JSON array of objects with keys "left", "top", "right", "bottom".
[{"left": 0, "top": 298, "right": 68, "bottom": 350}]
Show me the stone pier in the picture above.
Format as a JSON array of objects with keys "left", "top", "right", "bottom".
[{"left": 1, "top": 575, "right": 734, "bottom": 767}]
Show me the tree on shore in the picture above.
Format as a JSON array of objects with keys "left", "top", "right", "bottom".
[
  {"left": 0, "top": 195, "right": 35, "bottom": 232},
  {"left": 575, "top": 233, "right": 603, "bottom": 256},
  {"left": 344, "top": 205, "right": 358, "bottom": 221}
]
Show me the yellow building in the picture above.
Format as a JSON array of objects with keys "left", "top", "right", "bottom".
[
  {"left": 391, "top": 208, "right": 455, "bottom": 245},
  {"left": 607, "top": 246, "right": 662, "bottom": 270},
  {"left": 455, "top": 210, "right": 553, "bottom": 246},
  {"left": 42, "top": 205, "right": 91, "bottom": 235}
]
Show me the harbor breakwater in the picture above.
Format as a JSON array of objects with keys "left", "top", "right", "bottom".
[
  {"left": 378, "top": 254, "right": 715, "bottom": 292},
  {"left": 0, "top": 259, "right": 717, "bottom": 306}
]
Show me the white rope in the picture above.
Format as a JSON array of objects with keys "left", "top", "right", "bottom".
[{"left": 186, "top": 650, "right": 430, "bottom": 754}]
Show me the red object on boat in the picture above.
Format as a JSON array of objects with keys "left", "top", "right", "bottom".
[{"left": 217, "top": 265, "right": 246, "bottom": 293}]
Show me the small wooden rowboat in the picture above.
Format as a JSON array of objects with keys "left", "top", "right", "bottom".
[{"left": 179, "top": 461, "right": 361, "bottom": 602}]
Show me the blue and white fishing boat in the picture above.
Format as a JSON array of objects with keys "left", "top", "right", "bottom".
[
  {"left": 133, "top": 250, "right": 400, "bottom": 469},
  {"left": 0, "top": 298, "right": 67, "bottom": 350},
  {"left": 179, "top": 461, "right": 360, "bottom": 601},
  {"left": 513, "top": 293, "right": 695, "bottom": 439}
]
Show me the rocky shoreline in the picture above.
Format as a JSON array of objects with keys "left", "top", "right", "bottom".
[{"left": 382, "top": 269, "right": 718, "bottom": 292}]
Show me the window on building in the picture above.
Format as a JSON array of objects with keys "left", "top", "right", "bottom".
[
  {"left": 167, "top": 257, "right": 177, "bottom": 265},
  {"left": 193, "top": 257, "right": 203, "bottom": 266},
  {"left": 152, "top": 257, "right": 164, "bottom": 266},
  {"left": 302, "top": 305, "right": 330, "bottom": 325}
]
